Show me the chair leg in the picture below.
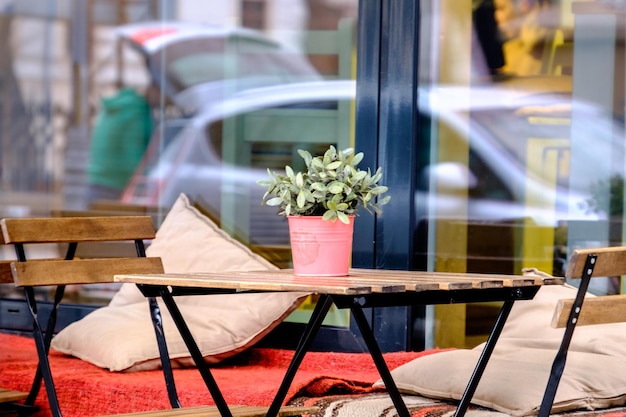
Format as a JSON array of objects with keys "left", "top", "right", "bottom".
[
  {"left": 23, "top": 287, "right": 63, "bottom": 417},
  {"left": 25, "top": 286, "right": 65, "bottom": 407},
  {"left": 538, "top": 254, "right": 597, "bottom": 417}
]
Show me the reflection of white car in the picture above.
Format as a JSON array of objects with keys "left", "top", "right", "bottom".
[
  {"left": 419, "top": 81, "right": 619, "bottom": 227},
  {"left": 123, "top": 78, "right": 620, "bottom": 248},
  {"left": 117, "top": 21, "right": 321, "bottom": 113},
  {"left": 122, "top": 80, "right": 355, "bottom": 245}
]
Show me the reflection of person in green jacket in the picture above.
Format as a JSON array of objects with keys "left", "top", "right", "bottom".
[{"left": 86, "top": 86, "right": 154, "bottom": 203}]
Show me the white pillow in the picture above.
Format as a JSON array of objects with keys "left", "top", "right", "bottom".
[
  {"left": 383, "top": 346, "right": 626, "bottom": 416},
  {"left": 375, "top": 272, "right": 626, "bottom": 415},
  {"left": 52, "top": 193, "right": 309, "bottom": 372},
  {"left": 109, "top": 193, "right": 280, "bottom": 306}
]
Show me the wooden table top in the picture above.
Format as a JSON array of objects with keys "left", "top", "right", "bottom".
[{"left": 114, "top": 269, "right": 564, "bottom": 296}]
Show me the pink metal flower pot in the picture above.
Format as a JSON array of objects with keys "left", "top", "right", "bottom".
[{"left": 287, "top": 215, "right": 354, "bottom": 276}]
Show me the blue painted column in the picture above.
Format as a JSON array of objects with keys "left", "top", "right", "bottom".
[{"left": 353, "top": 0, "right": 425, "bottom": 351}]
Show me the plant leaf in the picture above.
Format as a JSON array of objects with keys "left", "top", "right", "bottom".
[{"left": 337, "top": 211, "right": 350, "bottom": 224}]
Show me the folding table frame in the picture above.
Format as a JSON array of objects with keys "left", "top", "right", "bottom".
[{"left": 126, "top": 269, "right": 560, "bottom": 417}]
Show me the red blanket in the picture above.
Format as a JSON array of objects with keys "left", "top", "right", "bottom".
[{"left": 0, "top": 332, "right": 438, "bottom": 417}]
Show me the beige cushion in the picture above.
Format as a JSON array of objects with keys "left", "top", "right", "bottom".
[
  {"left": 51, "top": 193, "right": 308, "bottom": 372},
  {"left": 375, "top": 270, "right": 626, "bottom": 415},
  {"left": 110, "top": 193, "right": 280, "bottom": 306}
]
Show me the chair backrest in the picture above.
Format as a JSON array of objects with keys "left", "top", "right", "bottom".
[
  {"left": 2, "top": 216, "right": 164, "bottom": 287},
  {"left": 552, "top": 246, "right": 626, "bottom": 327}
]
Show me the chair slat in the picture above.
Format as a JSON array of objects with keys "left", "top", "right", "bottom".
[
  {"left": 11, "top": 257, "right": 164, "bottom": 287},
  {"left": 552, "top": 294, "right": 626, "bottom": 328},
  {"left": 565, "top": 246, "right": 626, "bottom": 279},
  {"left": 1, "top": 216, "right": 155, "bottom": 244}
]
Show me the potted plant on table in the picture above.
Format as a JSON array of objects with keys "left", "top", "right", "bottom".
[{"left": 258, "top": 145, "right": 390, "bottom": 276}]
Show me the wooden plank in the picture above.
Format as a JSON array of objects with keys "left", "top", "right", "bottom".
[
  {"left": 251, "top": 270, "right": 475, "bottom": 291},
  {"left": 235, "top": 270, "right": 481, "bottom": 290},
  {"left": 356, "top": 269, "right": 556, "bottom": 287},
  {"left": 552, "top": 294, "right": 626, "bottom": 328},
  {"left": 565, "top": 246, "right": 626, "bottom": 279},
  {"left": 352, "top": 269, "right": 502, "bottom": 289},
  {"left": 117, "top": 272, "right": 380, "bottom": 295},
  {"left": 234, "top": 269, "right": 545, "bottom": 290},
  {"left": 115, "top": 267, "right": 555, "bottom": 295},
  {"left": 229, "top": 271, "right": 408, "bottom": 293},
  {"left": 12, "top": 257, "right": 164, "bottom": 287},
  {"left": 0, "top": 261, "right": 14, "bottom": 284},
  {"left": 0, "top": 216, "right": 156, "bottom": 244},
  {"left": 0, "top": 387, "right": 28, "bottom": 403},
  {"left": 98, "top": 405, "right": 319, "bottom": 417}
]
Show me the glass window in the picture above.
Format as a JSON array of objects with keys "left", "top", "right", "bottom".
[
  {"left": 418, "top": 0, "right": 626, "bottom": 348},
  {"left": 0, "top": 1, "right": 357, "bottom": 332},
  {"left": 4, "top": 0, "right": 625, "bottom": 351}
]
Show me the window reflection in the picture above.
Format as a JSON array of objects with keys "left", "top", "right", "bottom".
[
  {"left": 421, "top": 0, "right": 625, "bottom": 303},
  {"left": 0, "top": 1, "right": 356, "bottom": 325}
]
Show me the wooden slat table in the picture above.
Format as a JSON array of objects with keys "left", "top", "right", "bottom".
[{"left": 115, "top": 269, "right": 564, "bottom": 417}]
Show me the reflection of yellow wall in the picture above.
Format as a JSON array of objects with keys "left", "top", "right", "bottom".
[
  {"left": 521, "top": 138, "right": 569, "bottom": 273},
  {"left": 433, "top": 0, "right": 472, "bottom": 349}
]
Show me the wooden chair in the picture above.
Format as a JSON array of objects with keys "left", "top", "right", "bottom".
[
  {"left": 1, "top": 216, "right": 316, "bottom": 417},
  {"left": 538, "top": 246, "right": 626, "bottom": 417},
  {"left": 0, "top": 216, "right": 163, "bottom": 417}
]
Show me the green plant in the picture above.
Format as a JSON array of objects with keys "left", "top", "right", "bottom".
[
  {"left": 583, "top": 174, "right": 624, "bottom": 217},
  {"left": 258, "top": 145, "right": 390, "bottom": 224}
]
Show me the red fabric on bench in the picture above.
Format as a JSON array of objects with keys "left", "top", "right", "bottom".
[{"left": 0, "top": 332, "right": 441, "bottom": 417}]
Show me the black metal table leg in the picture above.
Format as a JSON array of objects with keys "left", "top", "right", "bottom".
[
  {"left": 454, "top": 299, "right": 514, "bottom": 417},
  {"left": 266, "top": 294, "right": 334, "bottom": 417},
  {"left": 159, "top": 290, "right": 233, "bottom": 417},
  {"left": 349, "top": 304, "right": 411, "bottom": 417}
]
